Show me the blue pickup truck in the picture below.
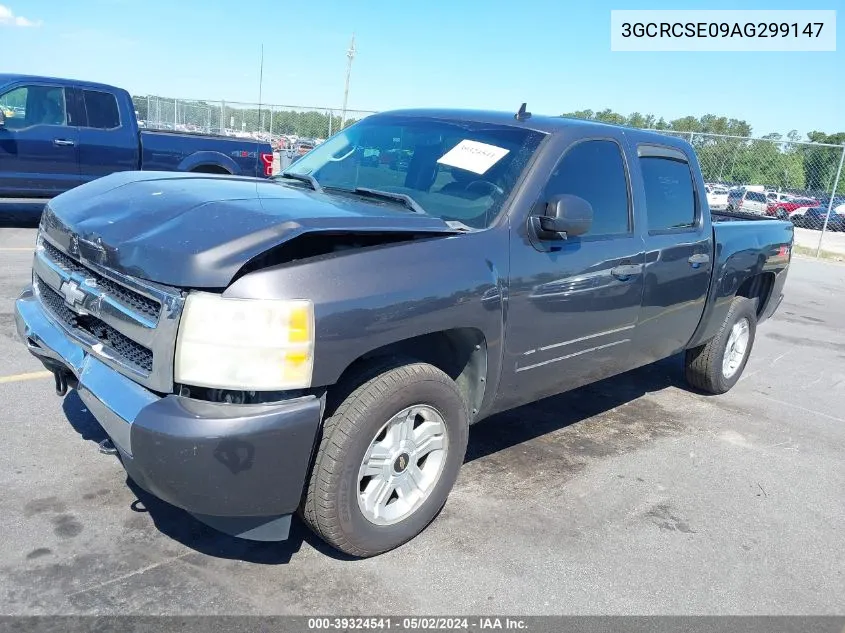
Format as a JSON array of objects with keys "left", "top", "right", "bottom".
[{"left": 0, "top": 74, "right": 274, "bottom": 198}]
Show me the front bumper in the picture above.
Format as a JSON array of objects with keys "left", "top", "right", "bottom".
[{"left": 15, "top": 286, "right": 322, "bottom": 541}]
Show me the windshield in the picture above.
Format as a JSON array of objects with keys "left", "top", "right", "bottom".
[{"left": 283, "top": 114, "right": 546, "bottom": 228}]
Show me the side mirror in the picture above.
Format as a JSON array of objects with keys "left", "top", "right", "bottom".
[{"left": 529, "top": 194, "right": 593, "bottom": 240}]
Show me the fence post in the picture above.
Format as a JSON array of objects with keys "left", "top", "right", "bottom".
[{"left": 816, "top": 145, "right": 845, "bottom": 258}]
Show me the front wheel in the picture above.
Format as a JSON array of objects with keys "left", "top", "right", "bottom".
[
  {"left": 301, "top": 361, "right": 469, "bottom": 557},
  {"left": 684, "top": 296, "right": 757, "bottom": 394}
]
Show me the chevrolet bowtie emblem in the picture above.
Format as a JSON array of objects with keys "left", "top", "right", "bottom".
[{"left": 59, "top": 280, "right": 86, "bottom": 308}]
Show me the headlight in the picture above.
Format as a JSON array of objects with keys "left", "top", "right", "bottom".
[{"left": 175, "top": 292, "right": 314, "bottom": 390}]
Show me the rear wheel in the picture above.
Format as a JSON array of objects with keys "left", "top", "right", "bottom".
[
  {"left": 685, "top": 296, "right": 757, "bottom": 394},
  {"left": 190, "top": 165, "right": 231, "bottom": 174},
  {"left": 301, "top": 361, "right": 469, "bottom": 557}
]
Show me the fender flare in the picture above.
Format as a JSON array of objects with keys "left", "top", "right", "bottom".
[{"left": 177, "top": 151, "right": 240, "bottom": 175}]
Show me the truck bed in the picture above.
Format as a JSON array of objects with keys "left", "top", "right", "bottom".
[
  {"left": 140, "top": 130, "right": 272, "bottom": 178},
  {"left": 712, "top": 210, "right": 778, "bottom": 222}
]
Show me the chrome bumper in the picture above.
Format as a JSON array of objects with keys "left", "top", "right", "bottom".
[{"left": 15, "top": 286, "right": 157, "bottom": 456}]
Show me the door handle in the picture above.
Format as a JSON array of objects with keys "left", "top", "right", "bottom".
[
  {"left": 688, "top": 253, "right": 710, "bottom": 266},
  {"left": 611, "top": 264, "right": 641, "bottom": 280},
  {"left": 53, "top": 138, "right": 75, "bottom": 147}
]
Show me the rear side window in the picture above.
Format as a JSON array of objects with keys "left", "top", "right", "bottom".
[
  {"left": 544, "top": 139, "right": 631, "bottom": 237},
  {"left": 640, "top": 156, "right": 697, "bottom": 231},
  {"left": 82, "top": 90, "right": 120, "bottom": 129},
  {"left": 747, "top": 192, "right": 766, "bottom": 202}
]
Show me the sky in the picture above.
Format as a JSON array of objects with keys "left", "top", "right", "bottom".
[{"left": 1, "top": 0, "right": 842, "bottom": 138}]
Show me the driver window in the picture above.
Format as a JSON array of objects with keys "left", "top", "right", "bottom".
[
  {"left": 544, "top": 139, "right": 631, "bottom": 238},
  {"left": 0, "top": 85, "right": 68, "bottom": 130}
]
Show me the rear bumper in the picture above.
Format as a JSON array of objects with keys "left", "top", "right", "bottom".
[{"left": 15, "top": 286, "right": 322, "bottom": 541}]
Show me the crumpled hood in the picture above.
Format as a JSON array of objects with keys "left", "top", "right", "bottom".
[{"left": 40, "top": 171, "right": 457, "bottom": 288}]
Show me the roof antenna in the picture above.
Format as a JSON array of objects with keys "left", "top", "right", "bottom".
[{"left": 515, "top": 102, "right": 531, "bottom": 121}]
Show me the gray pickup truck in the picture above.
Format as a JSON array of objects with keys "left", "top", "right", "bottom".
[{"left": 15, "top": 108, "right": 793, "bottom": 557}]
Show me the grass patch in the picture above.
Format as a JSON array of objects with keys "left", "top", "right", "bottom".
[{"left": 792, "top": 244, "right": 845, "bottom": 262}]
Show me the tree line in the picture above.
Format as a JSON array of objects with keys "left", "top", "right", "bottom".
[{"left": 561, "top": 109, "right": 845, "bottom": 195}]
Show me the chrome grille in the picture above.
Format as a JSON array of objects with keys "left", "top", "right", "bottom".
[
  {"left": 36, "top": 276, "right": 154, "bottom": 373},
  {"left": 41, "top": 239, "right": 161, "bottom": 321},
  {"left": 32, "top": 229, "right": 185, "bottom": 393}
]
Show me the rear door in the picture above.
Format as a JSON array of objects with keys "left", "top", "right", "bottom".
[
  {"left": 74, "top": 87, "right": 138, "bottom": 184},
  {"left": 628, "top": 144, "right": 713, "bottom": 366},
  {"left": 0, "top": 82, "right": 80, "bottom": 196}
]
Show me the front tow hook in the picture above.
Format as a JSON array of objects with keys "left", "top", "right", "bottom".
[
  {"left": 53, "top": 370, "right": 68, "bottom": 396},
  {"left": 98, "top": 439, "right": 117, "bottom": 455}
]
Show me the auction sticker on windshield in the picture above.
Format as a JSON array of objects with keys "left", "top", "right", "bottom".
[{"left": 437, "top": 140, "right": 510, "bottom": 174}]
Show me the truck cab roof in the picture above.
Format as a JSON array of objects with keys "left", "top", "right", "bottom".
[
  {"left": 0, "top": 73, "right": 121, "bottom": 92},
  {"left": 377, "top": 108, "right": 694, "bottom": 152}
]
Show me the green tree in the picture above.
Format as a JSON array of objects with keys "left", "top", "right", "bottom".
[{"left": 803, "top": 132, "right": 845, "bottom": 194}]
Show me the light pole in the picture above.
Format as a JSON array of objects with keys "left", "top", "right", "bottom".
[{"left": 340, "top": 34, "right": 356, "bottom": 131}]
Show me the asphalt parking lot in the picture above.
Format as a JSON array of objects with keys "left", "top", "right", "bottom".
[{"left": 1, "top": 210, "right": 844, "bottom": 615}]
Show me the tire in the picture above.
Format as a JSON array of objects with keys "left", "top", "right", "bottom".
[
  {"left": 301, "top": 361, "right": 469, "bottom": 557},
  {"left": 684, "top": 296, "right": 757, "bottom": 395}
]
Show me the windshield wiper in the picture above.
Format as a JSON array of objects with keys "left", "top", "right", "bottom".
[
  {"left": 352, "top": 187, "right": 427, "bottom": 215},
  {"left": 275, "top": 172, "right": 323, "bottom": 192}
]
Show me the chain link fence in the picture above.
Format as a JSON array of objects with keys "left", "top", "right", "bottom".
[
  {"left": 131, "top": 96, "right": 845, "bottom": 257},
  {"left": 647, "top": 129, "right": 845, "bottom": 257},
  {"left": 132, "top": 95, "right": 375, "bottom": 144}
]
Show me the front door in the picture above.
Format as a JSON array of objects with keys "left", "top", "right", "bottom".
[
  {"left": 497, "top": 137, "right": 646, "bottom": 411},
  {"left": 0, "top": 83, "right": 80, "bottom": 197}
]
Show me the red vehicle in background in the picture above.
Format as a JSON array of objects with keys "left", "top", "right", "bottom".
[{"left": 766, "top": 196, "right": 819, "bottom": 218}]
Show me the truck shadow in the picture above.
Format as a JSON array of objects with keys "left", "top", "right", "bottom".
[
  {"left": 0, "top": 201, "right": 46, "bottom": 227},
  {"left": 59, "top": 354, "right": 685, "bottom": 564},
  {"left": 60, "top": 390, "right": 356, "bottom": 564},
  {"left": 464, "top": 354, "right": 685, "bottom": 464}
]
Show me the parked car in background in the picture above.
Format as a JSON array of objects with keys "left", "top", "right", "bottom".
[
  {"left": 767, "top": 196, "right": 819, "bottom": 219},
  {"left": 766, "top": 191, "right": 792, "bottom": 206},
  {"left": 0, "top": 74, "right": 273, "bottom": 198},
  {"left": 296, "top": 140, "right": 315, "bottom": 156},
  {"left": 792, "top": 207, "right": 845, "bottom": 230},
  {"left": 727, "top": 189, "right": 768, "bottom": 215},
  {"left": 706, "top": 185, "right": 729, "bottom": 210}
]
